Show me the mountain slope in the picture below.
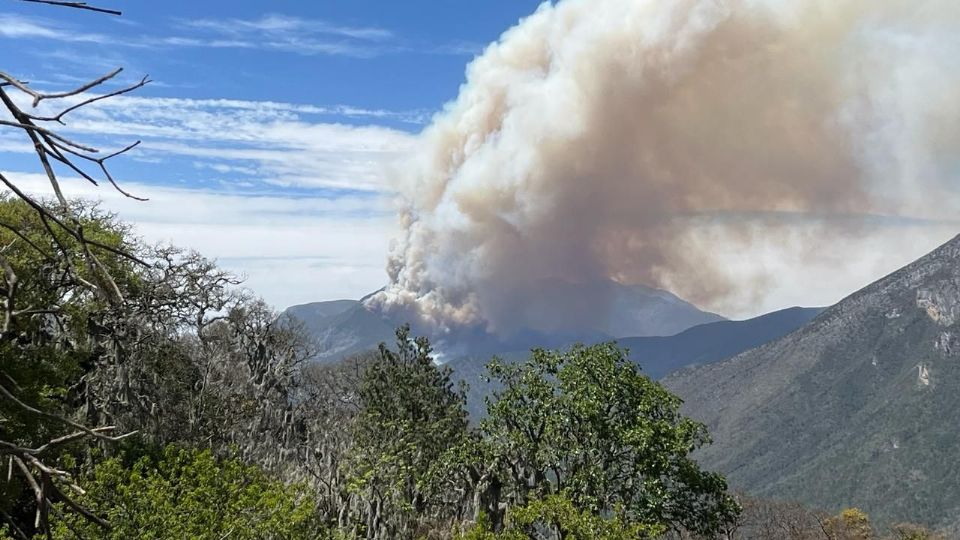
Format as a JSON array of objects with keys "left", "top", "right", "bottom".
[
  {"left": 620, "top": 306, "right": 822, "bottom": 380},
  {"left": 663, "top": 234, "right": 960, "bottom": 528},
  {"left": 519, "top": 279, "right": 725, "bottom": 338},
  {"left": 447, "top": 306, "right": 821, "bottom": 418},
  {"left": 284, "top": 300, "right": 395, "bottom": 362}
]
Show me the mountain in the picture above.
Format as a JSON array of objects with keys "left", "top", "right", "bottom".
[
  {"left": 284, "top": 280, "right": 724, "bottom": 363},
  {"left": 283, "top": 300, "right": 394, "bottom": 362},
  {"left": 619, "top": 306, "right": 823, "bottom": 380},
  {"left": 510, "top": 279, "right": 726, "bottom": 339},
  {"left": 446, "top": 306, "right": 821, "bottom": 418},
  {"left": 663, "top": 234, "right": 960, "bottom": 529}
]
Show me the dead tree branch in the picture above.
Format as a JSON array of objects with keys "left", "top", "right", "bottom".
[
  {"left": 16, "top": 0, "right": 121, "bottom": 16},
  {"left": 1, "top": 3, "right": 148, "bottom": 535}
]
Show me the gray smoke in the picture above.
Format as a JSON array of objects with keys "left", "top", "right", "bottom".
[{"left": 366, "top": 0, "right": 960, "bottom": 335}]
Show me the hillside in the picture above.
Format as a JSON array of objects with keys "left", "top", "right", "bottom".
[
  {"left": 664, "top": 234, "right": 960, "bottom": 529},
  {"left": 283, "top": 300, "right": 395, "bottom": 362},
  {"left": 620, "top": 306, "right": 822, "bottom": 380},
  {"left": 448, "top": 306, "right": 821, "bottom": 418}
]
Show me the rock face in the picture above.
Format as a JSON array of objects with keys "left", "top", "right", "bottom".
[{"left": 663, "top": 234, "right": 960, "bottom": 529}]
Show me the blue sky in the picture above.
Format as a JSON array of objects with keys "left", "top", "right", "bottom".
[
  {"left": 0, "top": 0, "right": 543, "bottom": 309},
  {"left": 4, "top": 0, "right": 959, "bottom": 317}
]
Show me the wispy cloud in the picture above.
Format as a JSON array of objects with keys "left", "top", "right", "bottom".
[
  {"left": 180, "top": 14, "right": 393, "bottom": 42},
  {"left": 0, "top": 13, "right": 110, "bottom": 43},
  {"left": 2, "top": 171, "right": 394, "bottom": 308},
  {"left": 0, "top": 11, "right": 479, "bottom": 58},
  {"left": 3, "top": 91, "right": 420, "bottom": 191}
]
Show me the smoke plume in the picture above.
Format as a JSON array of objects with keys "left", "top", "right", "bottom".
[{"left": 366, "top": 0, "right": 960, "bottom": 335}]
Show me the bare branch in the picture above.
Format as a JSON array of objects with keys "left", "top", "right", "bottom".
[
  {"left": 17, "top": 0, "right": 121, "bottom": 17},
  {"left": 0, "top": 68, "right": 122, "bottom": 108},
  {"left": 0, "top": 381, "right": 137, "bottom": 445},
  {"left": 0, "top": 427, "right": 120, "bottom": 456},
  {"left": 0, "top": 120, "right": 99, "bottom": 153},
  {"left": 26, "top": 74, "right": 151, "bottom": 123}
]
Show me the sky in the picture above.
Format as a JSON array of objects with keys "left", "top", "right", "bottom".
[
  {"left": 2, "top": 0, "right": 959, "bottom": 320},
  {"left": 0, "top": 0, "right": 543, "bottom": 310}
]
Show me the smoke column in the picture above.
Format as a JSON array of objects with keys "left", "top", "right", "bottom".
[{"left": 366, "top": 0, "right": 960, "bottom": 335}]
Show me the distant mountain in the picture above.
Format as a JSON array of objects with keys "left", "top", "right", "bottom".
[
  {"left": 509, "top": 279, "right": 726, "bottom": 339},
  {"left": 663, "top": 234, "right": 960, "bottom": 529},
  {"left": 283, "top": 300, "right": 394, "bottom": 362},
  {"left": 284, "top": 280, "right": 724, "bottom": 363},
  {"left": 447, "top": 306, "right": 821, "bottom": 418},
  {"left": 619, "top": 306, "right": 823, "bottom": 380}
]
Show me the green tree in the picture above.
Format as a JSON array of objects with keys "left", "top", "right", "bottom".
[
  {"left": 49, "top": 445, "right": 320, "bottom": 539},
  {"left": 457, "top": 493, "right": 660, "bottom": 540},
  {"left": 346, "top": 326, "right": 469, "bottom": 538},
  {"left": 0, "top": 197, "right": 140, "bottom": 534},
  {"left": 448, "top": 343, "right": 740, "bottom": 536},
  {"left": 822, "top": 508, "right": 873, "bottom": 540},
  {"left": 0, "top": 197, "right": 318, "bottom": 536}
]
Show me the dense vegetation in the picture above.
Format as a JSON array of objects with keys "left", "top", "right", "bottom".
[
  {"left": 2, "top": 200, "right": 949, "bottom": 539},
  {"left": 0, "top": 196, "right": 740, "bottom": 538}
]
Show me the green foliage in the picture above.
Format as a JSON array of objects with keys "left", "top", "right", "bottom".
[
  {"left": 49, "top": 445, "right": 320, "bottom": 540},
  {"left": 822, "top": 508, "right": 873, "bottom": 540},
  {"left": 472, "top": 343, "right": 740, "bottom": 536},
  {"left": 457, "top": 493, "right": 660, "bottom": 539},
  {"left": 0, "top": 197, "right": 136, "bottom": 521},
  {"left": 346, "top": 325, "right": 469, "bottom": 535}
]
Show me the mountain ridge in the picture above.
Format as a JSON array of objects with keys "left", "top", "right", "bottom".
[
  {"left": 284, "top": 279, "right": 726, "bottom": 363},
  {"left": 663, "top": 233, "right": 960, "bottom": 529}
]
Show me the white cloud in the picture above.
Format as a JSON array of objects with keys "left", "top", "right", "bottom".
[
  {"left": 0, "top": 13, "right": 110, "bottom": 43},
  {"left": 180, "top": 14, "right": 393, "bottom": 42},
  {"left": 172, "top": 14, "right": 394, "bottom": 57},
  {"left": 3, "top": 91, "right": 420, "bottom": 191},
  {"left": 0, "top": 11, "right": 477, "bottom": 58},
  {"left": 2, "top": 171, "right": 394, "bottom": 309}
]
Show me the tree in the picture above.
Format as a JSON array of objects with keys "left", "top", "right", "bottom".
[
  {"left": 297, "top": 352, "right": 374, "bottom": 529},
  {"left": 457, "top": 493, "right": 662, "bottom": 540},
  {"left": 447, "top": 343, "right": 740, "bottom": 537},
  {"left": 730, "top": 495, "right": 826, "bottom": 540},
  {"left": 1, "top": 1, "right": 151, "bottom": 533},
  {"left": 886, "top": 523, "right": 946, "bottom": 540},
  {"left": 0, "top": 196, "right": 322, "bottom": 536},
  {"left": 821, "top": 508, "right": 873, "bottom": 540},
  {"left": 49, "top": 445, "right": 321, "bottom": 540},
  {"left": 346, "top": 326, "right": 469, "bottom": 538},
  {"left": 0, "top": 198, "right": 141, "bottom": 535}
]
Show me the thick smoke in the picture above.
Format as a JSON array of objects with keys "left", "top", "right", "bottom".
[{"left": 367, "top": 0, "right": 960, "bottom": 335}]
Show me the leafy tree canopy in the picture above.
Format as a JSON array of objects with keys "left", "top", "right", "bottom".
[{"left": 50, "top": 445, "right": 320, "bottom": 540}]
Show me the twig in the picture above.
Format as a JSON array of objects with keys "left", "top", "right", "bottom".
[
  {"left": 27, "top": 74, "right": 151, "bottom": 123},
  {"left": 0, "top": 381, "right": 137, "bottom": 444},
  {"left": 0, "top": 427, "right": 120, "bottom": 456},
  {"left": 17, "top": 0, "right": 121, "bottom": 17},
  {"left": 0, "top": 120, "right": 99, "bottom": 153}
]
